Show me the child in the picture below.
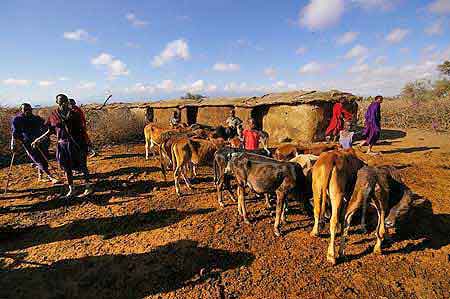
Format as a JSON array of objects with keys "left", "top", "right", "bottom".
[{"left": 339, "top": 121, "right": 354, "bottom": 150}]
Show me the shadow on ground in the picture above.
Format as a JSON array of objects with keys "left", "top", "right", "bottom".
[
  {"left": 0, "top": 239, "right": 254, "bottom": 298},
  {"left": 0, "top": 208, "right": 215, "bottom": 252},
  {"left": 343, "top": 196, "right": 450, "bottom": 262},
  {"left": 381, "top": 146, "right": 440, "bottom": 154}
]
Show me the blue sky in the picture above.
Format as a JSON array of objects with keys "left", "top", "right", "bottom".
[{"left": 1, "top": 0, "right": 449, "bottom": 106}]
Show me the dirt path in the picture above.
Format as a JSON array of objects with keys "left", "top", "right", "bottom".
[{"left": 1, "top": 128, "right": 449, "bottom": 299}]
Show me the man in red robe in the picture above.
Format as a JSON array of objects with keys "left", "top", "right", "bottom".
[{"left": 325, "top": 97, "right": 353, "bottom": 142}]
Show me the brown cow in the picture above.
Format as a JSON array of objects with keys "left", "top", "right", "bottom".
[
  {"left": 310, "top": 148, "right": 365, "bottom": 265},
  {"left": 171, "top": 138, "right": 219, "bottom": 196},
  {"left": 339, "top": 166, "right": 414, "bottom": 259},
  {"left": 144, "top": 123, "right": 191, "bottom": 159},
  {"left": 226, "top": 152, "right": 307, "bottom": 236}
]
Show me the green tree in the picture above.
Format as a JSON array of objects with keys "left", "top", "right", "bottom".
[{"left": 438, "top": 60, "right": 450, "bottom": 77}]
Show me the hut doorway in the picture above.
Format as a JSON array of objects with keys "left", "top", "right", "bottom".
[
  {"left": 250, "top": 105, "right": 270, "bottom": 130},
  {"left": 186, "top": 106, "right": 198, "bottom": 125},
  {"left": 145, "top": 107, "right": 154, "bottom": 122}
]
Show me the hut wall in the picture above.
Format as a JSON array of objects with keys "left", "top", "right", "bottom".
[
  {"left": 262, "top": 104, "right": 331, "bottom": 143},
  {"left": 196, "top": 106, "right": 233, "bottom": 126},
  {"left": 234, "top": 107, "right": 252, "bottom": 125},
  {"left": 153, "top": 108, "right": 178, "bottom": 126}
]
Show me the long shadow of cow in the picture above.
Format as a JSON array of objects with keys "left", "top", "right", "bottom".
[{"left": 0, "top": 239, "right": 255, "bottom": 299}]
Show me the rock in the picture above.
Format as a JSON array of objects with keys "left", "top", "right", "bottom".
[
  {"left": 121, "top": 183, "right": 127, "bottom": 188},
  {"left": 153, "top": 186, "right": 159, "bottom": 192}
]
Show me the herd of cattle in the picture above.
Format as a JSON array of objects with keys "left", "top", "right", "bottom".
[{"left": 143, "top": 122, "right": 419, "bottom": 265}]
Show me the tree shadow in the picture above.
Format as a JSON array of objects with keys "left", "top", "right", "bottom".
[
  {"left": 381, "top": 146, "right": 440, "bottom": 154},
  {"left": 0, "top": 208, "right": 215, "bottom": 252},
  {"left": 0, "top": 239, "right": 254, "bottom": 298}
]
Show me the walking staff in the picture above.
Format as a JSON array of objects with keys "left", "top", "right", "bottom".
[{"left": 32, "top": 94, "right": 93, "bottom": 198}]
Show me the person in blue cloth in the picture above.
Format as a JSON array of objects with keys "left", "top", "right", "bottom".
[{"left": 10, "top": 103, "right": 60, "bottom": 183}]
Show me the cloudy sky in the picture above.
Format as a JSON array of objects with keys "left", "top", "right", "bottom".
[{"left": 1, "top": 0, "right": 449, "bottom": 106}]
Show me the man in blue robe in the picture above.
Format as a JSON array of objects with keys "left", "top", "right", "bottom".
[{"left": 10, "top": 103, "right": 59, "bottom": 183}]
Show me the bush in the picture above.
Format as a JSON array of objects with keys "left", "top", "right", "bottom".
[
  {"left": 84, "top": 107, "right": 145, "bottom": 147},
  {"left": 0, "top": 107, "right": 17, "bottom": 166}
]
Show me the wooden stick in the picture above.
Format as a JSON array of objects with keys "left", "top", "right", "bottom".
[{"left": 3, "top": 152, "right": 16, "bottom": 194}]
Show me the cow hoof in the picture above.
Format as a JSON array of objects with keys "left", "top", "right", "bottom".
[
  {"left": 373, "top": 247, "right": 382, "bottom": 255},
  {"left": 274, "top": 229, "right": 282, "bottom": 237},
  {"left": 244, "top": 219, "right": 251, "bottom": 225},
  {"left": 327, "top": 255, "right": 337, "bottom": 265},
  {"left": 310, "top": 230, "right": 319, "bottom": 237}
]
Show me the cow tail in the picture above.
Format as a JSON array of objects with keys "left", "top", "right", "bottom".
[
  {"left": 159, "top": 143, "right": 167, "bottom": 181},
  {"left": 320, "top": 164, "right": 334, "bottom": 222}
]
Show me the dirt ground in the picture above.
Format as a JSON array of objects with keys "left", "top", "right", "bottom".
[{"left": 1, "top": 128, "right": 449, "bottom": 299}]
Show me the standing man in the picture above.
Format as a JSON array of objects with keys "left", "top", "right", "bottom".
[
  {"left": 32, "top": 94, "right": 93, "bottom": 198},
  {"left": 10, "top": 103, "right": 60, "bottom": 183},
  {"left": 325, "top": 97, "right": 353, "bottom": 142},
  {"left": 360, "top": 95, "right": 383, "bottom": 155},
  {"left": 225, "top": 109, "right": 243, "bottom": 137},
  {"left": 170, "top": 110, "right": 181, "bottom": 128},
  {"left": 69, "top": 98, "right": 96, "bottom": 157}
]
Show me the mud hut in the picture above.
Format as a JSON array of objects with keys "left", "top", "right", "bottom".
[{"left": 144, "top": 90, "right": 360, "bottom": 143}]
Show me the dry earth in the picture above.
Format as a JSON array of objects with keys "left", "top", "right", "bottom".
[{"left": 1, "top": 128, "right": 449, "bottom": 299}]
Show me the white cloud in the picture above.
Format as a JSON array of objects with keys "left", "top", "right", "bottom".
[
  {"left": 352, "top": 0, "right": 394, "bottom": 10},
  {"left": 157, "top": 80, "right": 175, "bottom": 91},
  {"left": 63, "top": 29, "right": 96, "bottom": 42},
  {"left": 296, "top": 47, "right": 308, "bottom": 55},
  {"left": 125, "top": 13, "right": 149, "bottom": 27},
  {"left": 348, "top": 63, "right": 369, "bottom": 73},
  {"left": 400, "top": 47, "right": 410, "bottom": 54},
  {"left": 375, "top": 56, "right": 387, "bottom": 65},
  {"left": 425, "top": 20, "right": 444, "bottom": 35},
  {"left": 180, "top": 80, "right": 217, "bottom": 93},
  {"left": 38, "top": 81, "right": 55, "bottom": 87},
  {"left": 423, "top": 45, "right": 437, "bottom": 53},
  {"left": 299, "top": 0, "right": 345, "bottom": 30},
  {"left": 273, "top": 81, "right": 286, "bottom": 88},
  {"left": 428, "top": 0, "right": 450, "bottom": 14},
  {"left": 3, "top": 78, "right": 30, "bottom": 86},
  {"left": 152, "top": 39, "right": 190, "bottom": 67},
  {"left": 79, "top": 82, "right": 96, "bottom": 89},
  {"left": 345, "top": 44, "right": 369, "bottom": 60},
  {"left": 386, "top": 28, "right": 409, "bottom": 43},
  {"left": 299, "top": 61, "right": 324, "bottom": 74},
  {"left": 125, "top": 83, "right": 156, "bottom": 94},
  {"left": 264, "top": 67, "right": 277, "bottom": 79},
  {"left": 213, "top": 63, "right": 240, "bottom": 72},
  {"left": 91, "top": 53, "right": 129, "bottom": 78},
  {"left": 58, "top": 77, "right": 70, "bottom": 81},
  {"left": 337, "top": 31, "right": 359, "bottom": 45}
]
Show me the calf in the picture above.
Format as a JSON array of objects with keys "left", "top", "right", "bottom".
[
  {"left": 213, "top": 147, "right": 272, "bottom": 207},
  {"left": 226, "top": 153, "right": 307, "bottom": 236},
  {"left": 339, "top": 166, "right": 415, "bottom": 259},
  {"left": 310, "top": 148, "right": 365, "bottom": 265},
  {"left": 171, "top": 138, "right": 218, "bottom": 196}
]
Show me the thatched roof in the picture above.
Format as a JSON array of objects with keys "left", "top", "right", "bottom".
[
  {"left": 82, "top": 90, "right": 361, "bottom": 110},
  {"left": 148, "top": 90, "right": 360, "bottom": 109}
]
